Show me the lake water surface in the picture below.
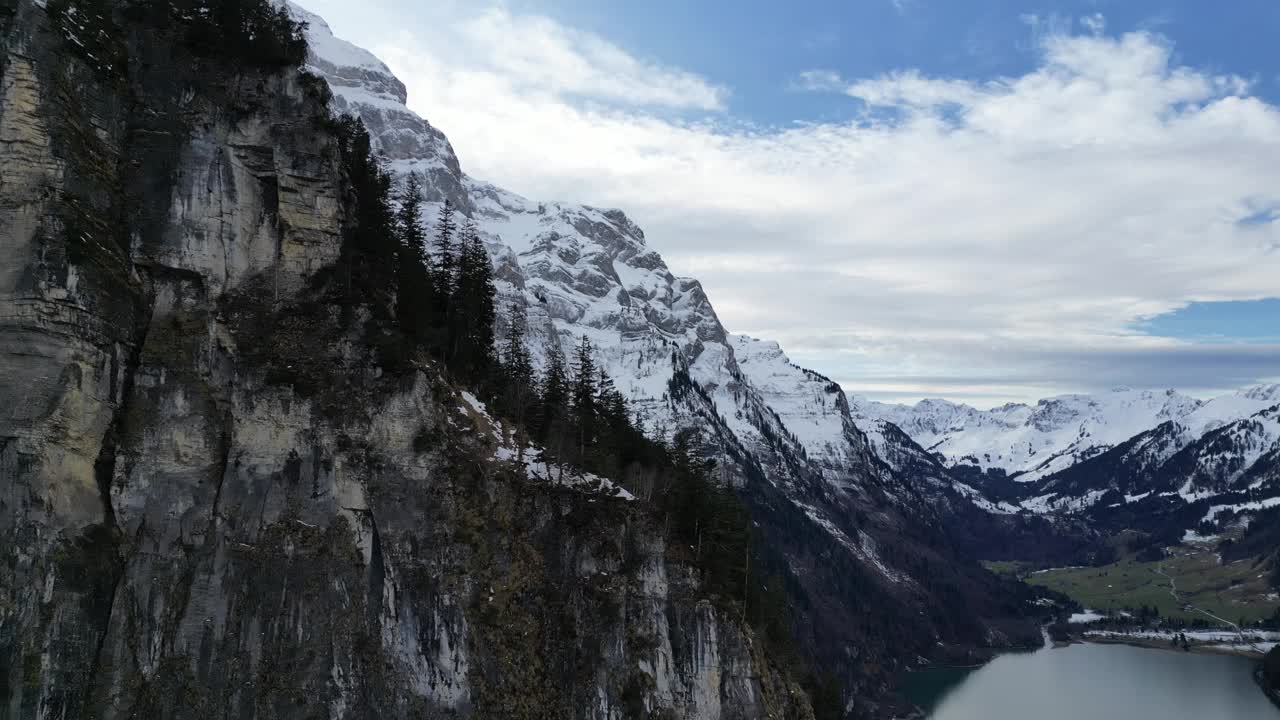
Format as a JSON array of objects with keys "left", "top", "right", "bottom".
[{"left": 902, "top": 641, "right": 1279, "bottom": 719}]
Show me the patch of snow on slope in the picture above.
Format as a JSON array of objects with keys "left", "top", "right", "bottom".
[
  {"left": 1184, "top": 384, "right": 1280, "bottom": 436},
  {"left": 1069, "top": 611, "right": 1105, "bottom": 623},
  {"left": 794, "top": 502, "right": 911, "bottom": 586},
  {"left": 1202, "top": 495, "right": 1280, "bottom": 524},
  {"left": 493, "top": 445, "right": 637, "bottom": 501}
]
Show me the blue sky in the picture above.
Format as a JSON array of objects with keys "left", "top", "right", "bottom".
[
  {"left": 1141, "top": 299, "right": 1280, "bottom": 343},
  {"left": 298, "top": 0, "right": 1280, "bottom": 407},
  {"left": 523, "top": 0, "right": 1280, "bottom": 125}
]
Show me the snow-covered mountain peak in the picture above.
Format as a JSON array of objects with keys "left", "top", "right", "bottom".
[
  {"left": 850, "top": 381, "right": 1280, "bottom": 496},
  {"left": 1179, "top": 383, "right": 1280, "bottom": 437},
  {"left": 1240, "top": 383, "right": 1280, "bottom": 404},
  {"left": 728, "top": 335, "right": 879, "bottom": 478},
  {"left": 290, "top": 1, "right": 470, "bottom": 210},
  {"left": 474, "top": 184, "right": 727, "bottom": 353},
  {"left": 289, "top": 3, "right": 403, "bottom": 104},
  {"left": 289, "top": 3, "right": 841, "bottom": 473},
  {"left": 289, "top": 7, "right": 937, "bottom": 588},
  {"left": 851, "top": 387, "right": 1205, "bottom": 480}
]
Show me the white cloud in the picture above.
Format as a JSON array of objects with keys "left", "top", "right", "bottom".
[
  {"left": 845, "top": 70, "right": 985, "bottom": 110},
  {"left": 365, "top": 10, "right": 1280, "bottom": 405},
  {"left": 1081, "top": 13, "right": 1107, "bottom": 35},
  {"left": 455, "top": 8, "right": 728, "bottom": 111},
  {"left": 304, "top": 0, "right": 728, "bottom": 112}
]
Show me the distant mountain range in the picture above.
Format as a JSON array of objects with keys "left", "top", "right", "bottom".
[
  {"left": 850, "top": 386, "right": 1280, "bottom": 481},
  {"left": 850, "top": 386, "right": 1280, "bottom": 541}
]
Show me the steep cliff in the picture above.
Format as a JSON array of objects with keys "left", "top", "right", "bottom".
[{"left": 0, "top": 2, "right": 812, "bottom": 718}]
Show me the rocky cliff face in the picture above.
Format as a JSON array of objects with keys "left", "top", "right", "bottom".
[{"left": 0, "top": 3, "right": 811, "bottom": 718}]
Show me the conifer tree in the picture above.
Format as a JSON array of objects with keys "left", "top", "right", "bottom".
[
  {"left": 538, "top": 338, "right": 570, "bottom": 480},
  {"left": 502, "top": 304, "right": 535, "bottom": 400},
  {"left": 466, "top": 222, "right": 497, "bottom": 368},
  {"left": 434, "top": 200, "right": 457, "bottom": 299},
  {"left": 395, "top": 173, "right": 428, "bottom": 257},
  {"left": 572, "top": 335, "right": 598, "bottom": 459},
  {"left": 393, "top": 173, "right": 434, "bottom": 343},
  {"left": 541, "top": 341, "right": 569, "bottom": 431},
  {"left": 597, "top": 369, "right": 628, "bottom": 431},
  {"left": 591, "top": 368, "right": 629, "bottom": 476},
  {"left": 498, "top": 303, "right": 536, "bottom": 459},
  {"left": 447, "top": 220, "right": 496, "bottom": 380},
  {"left": 335, "top": 117, "right": 395, "bottom": 310}
]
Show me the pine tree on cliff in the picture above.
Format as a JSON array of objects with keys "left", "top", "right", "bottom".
[
  {"left": 433, "top": 200, "right": 457, "bottom": 299},
  {"left": 537, "top": 339, "right": 570, "bottom": 480},
  {"left": 501, "top": 304, "right": 534, "bottom": 392},
  {"left": 449, "top": 220, "right": 496, "bottom": 381},
  {"left": 597, "top": 370, "right": 629, "bottom": 437},
  {"left": 499, "top": 303, "right": 536, "bottom": 459},
  {"left": 590, "top": 368, "right": 630, "bottom": 477},
  {"left": 335, "top": 117, "right": 394, "bottom": 311},
  {"left": 173, "top": 0, "right": 308, "bottom": 68},
  {"left": 393, "top": 172, "right": 435, "bottom": 344},
  {"left": 395, "top": 173, "right": 428, "bottom": 259},
  {"left": 572, "top": 335, "right": 598, "bottom": 460}
]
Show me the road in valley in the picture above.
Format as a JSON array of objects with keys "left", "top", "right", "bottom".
[{"left": 1155, "top": 561, "right": 1266, "bottom": 653}]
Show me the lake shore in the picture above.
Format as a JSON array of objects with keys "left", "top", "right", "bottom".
[
  {"left": 901, "top": 639, "right": 1278, "bottom": 719},
  {"left": 1084, "top": 634, "right": 1268, "bottom": 659}
]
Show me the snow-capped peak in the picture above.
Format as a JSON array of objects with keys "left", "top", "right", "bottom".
[
  {"left": 850, "top": 383, "right": 1280, "bottom": 489},
  {"left": 850, "top": 388, "right": 1209, "bottom": 481},
  {"left": 290, "top": 3, "right": 941, "bottom": 598}
]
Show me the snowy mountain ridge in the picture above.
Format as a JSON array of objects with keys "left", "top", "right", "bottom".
[
  {"left": 291, "top": 0, "right": 927, "bottom": 569},
  {"left": 850, "top": 384, "right": 1280, "bottom": 482},
  {"left": 849, "top": 384, "right": 1280, "bottom": 540}
]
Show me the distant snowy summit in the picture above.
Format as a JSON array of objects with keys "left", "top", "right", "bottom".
[{"left": 849, "top": 385, "right": 1280, "bottom": 482}]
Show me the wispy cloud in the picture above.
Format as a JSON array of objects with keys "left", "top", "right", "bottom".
[
  {"left": 1080, "top": 13, "right": 1106, "bottom": 36},
  {"left": 355, "top": 7, "right": 1280, "bottom": 404},
  {"left": 792, "top": 69, "right": 846, "bottom": 93}
]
